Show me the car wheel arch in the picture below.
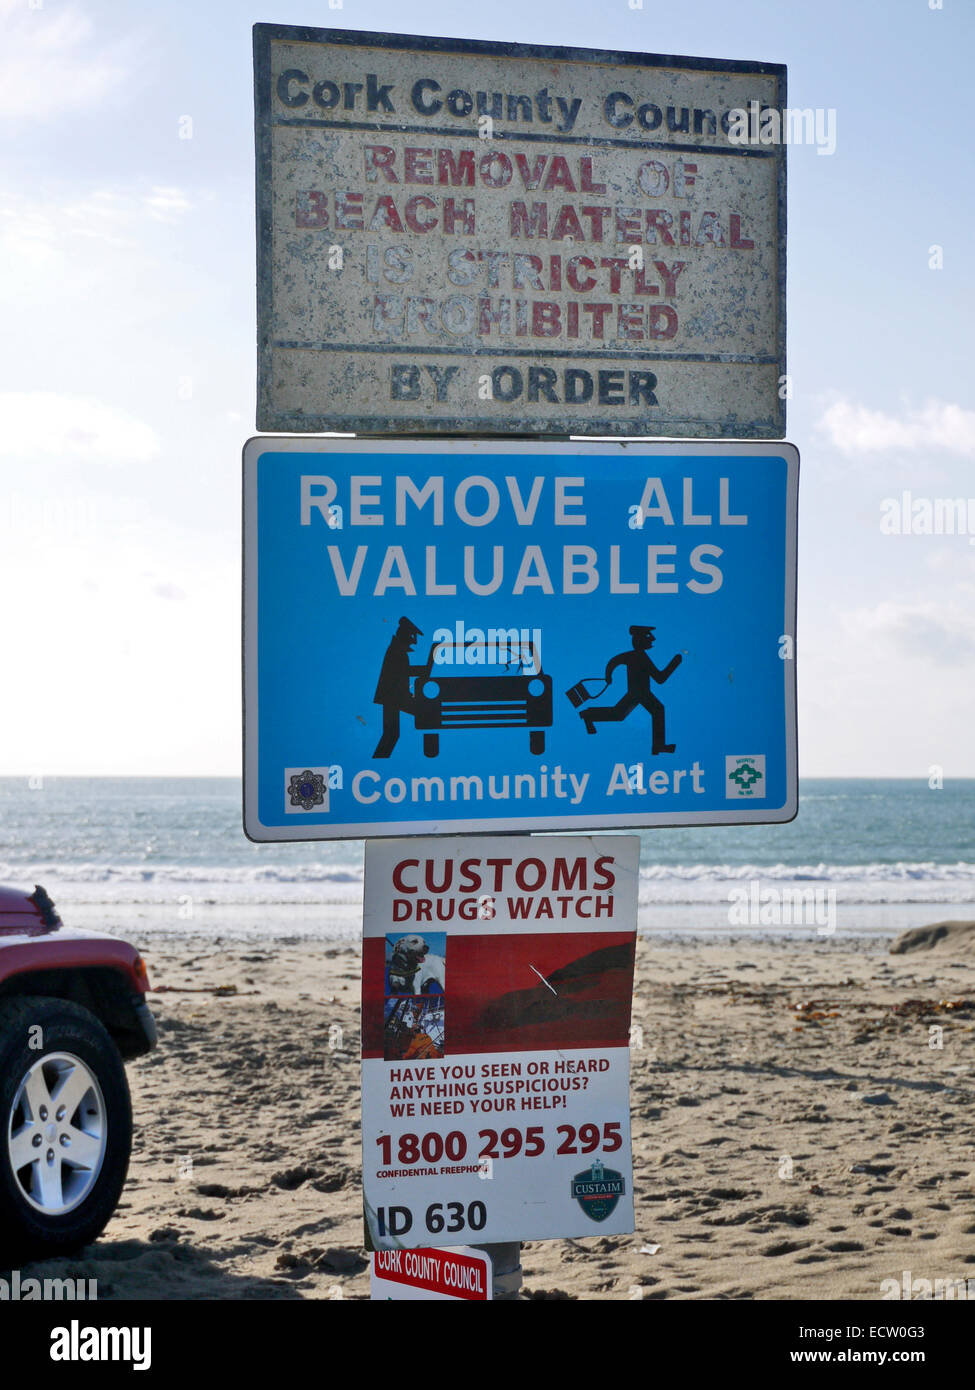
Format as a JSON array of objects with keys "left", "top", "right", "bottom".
[{"left": 0, "top": 967, "right": 150, "bottom": 1060}]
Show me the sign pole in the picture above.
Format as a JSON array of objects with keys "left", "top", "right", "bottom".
[{"left": 472, "top": 1242, "right": 522, "bottom": 1300}]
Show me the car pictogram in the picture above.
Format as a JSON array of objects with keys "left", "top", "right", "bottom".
[{"left": 413, "top": 638, "right": 552, "bottom": 758}]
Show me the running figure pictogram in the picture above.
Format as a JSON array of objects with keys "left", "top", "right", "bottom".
[{"left": 577, "top": 625, "right": 682, "bottom": 754}]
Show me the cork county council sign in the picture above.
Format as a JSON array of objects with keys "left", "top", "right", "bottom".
[
  {"left": 253, "top": 25, "right": 787, "bottom": 438},
  {"left": 242, "top": 437, "right": 798, "bottom": 840}
]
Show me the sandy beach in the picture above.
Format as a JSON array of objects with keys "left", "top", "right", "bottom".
[{"left": 17, "top": 927, "right": 975, "bottom": 1301}]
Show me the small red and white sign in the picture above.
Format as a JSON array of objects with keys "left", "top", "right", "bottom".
[{"left": 371, "top": 1245, "right": 492, "bottom": 1301}]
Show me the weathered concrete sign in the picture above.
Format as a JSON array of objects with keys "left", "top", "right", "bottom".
[{"left": 253, "top": 25, "right": 786, "bottom": 438}]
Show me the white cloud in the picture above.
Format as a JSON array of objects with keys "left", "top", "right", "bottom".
[
  {"left": 0, "top": 191, "right": 136, "bottom": 275},
  {"left": 0, "top": 186, "right": 194, "bottom": 322},
  {"left": 818, "top": 398, "right": 975, "bottom": 456},
  {"left": 0, "top": 184, "right": 191, "bottom": 263},
  {"left": 0, "top": 518, "right": 240, "bottom": 774},
  {"left": 841, "top": 599, "right": 975, "bottom": 666},
  {"left": 143, "top": 186, "right": 192, "bottom": 221},
  {"left": 0, "top": 391, "right": 160, "bottom": 464},
  {"left": 925, "top": 547, "right": 975, "bottom": 580},
  {"left": 0, "top": 2, "right": 136, "bottom": 120},
  {"left": 153, "top": 581, "right": 187, "bottom": 601}
]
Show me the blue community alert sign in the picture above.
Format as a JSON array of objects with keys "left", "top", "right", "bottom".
[{"left": 243, "top": 439, "right": 798, "bottom": 839}]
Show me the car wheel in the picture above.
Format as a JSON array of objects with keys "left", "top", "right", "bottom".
[
  {"left": 423, "top": 734, "right": 439, "bottom": 758},
  {"left": 0, "top": 996, "right": 132, "bottom": 1262},
  {"left": 530, "top": 730, "right": 545, "bottom": 755}
]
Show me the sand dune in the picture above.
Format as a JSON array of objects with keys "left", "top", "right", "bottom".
[{"left": 890, "top": 921, "right": 975, "bottom": 958}]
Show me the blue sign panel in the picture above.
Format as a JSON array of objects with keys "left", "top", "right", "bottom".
[{"left": 243, "top": 439, "right": 797, "bottom": 839}]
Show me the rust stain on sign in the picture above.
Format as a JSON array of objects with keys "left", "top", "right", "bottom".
[{"left": 254, "top": 25, "right": 786, "bottom": 437}]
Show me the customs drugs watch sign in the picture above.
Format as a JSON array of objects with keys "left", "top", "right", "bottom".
[{"left": 360, "top": 835, "right": 638, "bottom": 1248}]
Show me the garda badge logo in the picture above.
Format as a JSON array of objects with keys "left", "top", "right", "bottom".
[
  {"left": 570, "top": 1158, "right": 625, "bottom": 1223},
  {"left": 285, "top": 767, "right": 329, "bottom": 813}
]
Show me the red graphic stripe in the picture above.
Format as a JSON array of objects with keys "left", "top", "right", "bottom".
[{"left": 362, "top": 932, "right": 635, "bottom": 1058}]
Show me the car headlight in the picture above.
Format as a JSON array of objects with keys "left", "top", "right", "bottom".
[
  {"left": 422, "top": 680, "right": 440, "bottom": 699},
  {"left": 527, "top": 677, "right": 546, "bottom": 697}
]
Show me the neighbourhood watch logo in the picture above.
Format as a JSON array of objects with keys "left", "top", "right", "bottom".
[{"left": 726, "top": 755, "right": 765, "bottom": 798}]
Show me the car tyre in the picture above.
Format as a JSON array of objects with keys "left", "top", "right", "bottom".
[
  {"left": 0, "top": 996, "right": 132, "bottom": 1263},
  {"left": 530, "top": 730, "right": 545, "bottom": 755},
  {"left": 423, "top": 734, "right": 439, "bottom": 758}
]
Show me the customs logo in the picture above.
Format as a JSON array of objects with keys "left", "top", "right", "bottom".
[{"left": 570, "top": 1158, "right": 625, "bottom": 1223}]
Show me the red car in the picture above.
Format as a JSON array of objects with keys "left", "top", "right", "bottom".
[{"left": 0, "top": 882, "right": 156, "bottom": 1260}]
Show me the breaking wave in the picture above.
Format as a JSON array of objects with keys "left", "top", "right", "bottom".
[{"left": 0, "top": 859, "right": 972, "bottom": 909}]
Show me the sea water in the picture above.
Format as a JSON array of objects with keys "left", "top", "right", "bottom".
[{"left": 0, "top": 777, "right": 972, "bottom": 940}]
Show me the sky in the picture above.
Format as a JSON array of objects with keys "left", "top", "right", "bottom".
[{"left": 0, "top": 0, "right": 972, "bottom": 778}]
